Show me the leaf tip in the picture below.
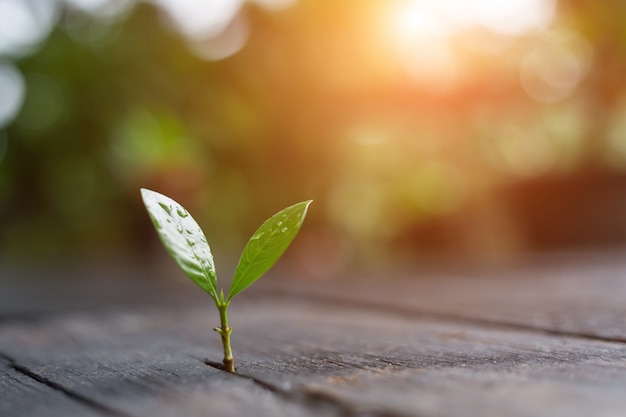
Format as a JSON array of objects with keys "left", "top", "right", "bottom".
[
  {"left": 140, "top": 187, "right": 156, "bottom": 201},
  {"left": 299, "top": 199, "right": 313, "bottom": 222}
]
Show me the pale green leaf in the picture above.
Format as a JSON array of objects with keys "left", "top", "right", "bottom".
[
  {"left": 228, "top": 200, "right": 312, "bottom": 301},
  {"left": 140, "top": 188, "right": 218, "bottom": 300}
]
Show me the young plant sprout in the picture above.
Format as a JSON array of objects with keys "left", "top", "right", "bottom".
[{"left": 141, "top": 188, "right": 311, "bottom": 372}]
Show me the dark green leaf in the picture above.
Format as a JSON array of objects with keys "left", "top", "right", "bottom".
[
  {"left": 140, "top": 188, "right": 218, "bottom": 300},
  {"left": 228, "top": 200, "right": 312, "bottom": 301}
]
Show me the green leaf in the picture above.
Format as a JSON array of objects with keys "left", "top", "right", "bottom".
[
  {"left": 140, "top": 188, "right": 218, "bottom": 300},
  {"left": 228, "top": 200, "right": 312, "bottom": 301}
]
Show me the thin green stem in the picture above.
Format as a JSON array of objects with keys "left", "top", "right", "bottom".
[{"left": 215, "top": 302, "right": 234, "bottom": 372}]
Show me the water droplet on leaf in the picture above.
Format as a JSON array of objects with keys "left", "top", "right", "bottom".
[{"left": 158, "top": 203, "right": 172, "bottom": 215}]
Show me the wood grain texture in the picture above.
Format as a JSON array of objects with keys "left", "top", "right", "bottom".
[
  {"left": 269, "top": 252, "right": 626, "bottom": 341},
  {"left": 0, "top": 306, "right": 338, "bottom": 417},
  {"left": 2, "top": 294, "right": 626, "bottom": 417},
  {"left": 230, "top": 298, "right": 626, "bottom": 417},
  {"left": 0, "top": 359, "right": 105, "bottom": 417},
  {"left": 2, "top": 254, "right": 626, "bottom": 416}
]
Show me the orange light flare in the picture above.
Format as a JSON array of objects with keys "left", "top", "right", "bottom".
[{"left": 371, "top": 0, "right": 558, "bottom": 94}]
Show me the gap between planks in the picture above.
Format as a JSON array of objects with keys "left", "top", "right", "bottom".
[
  {"left": 202, "top": 358, "right": 375, "bottom": 417},
  {"left": 0, "top": 352, "right": 133, "bottom": 417}
]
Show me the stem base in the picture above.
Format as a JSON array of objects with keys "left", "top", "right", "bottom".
[
  {"left": 223, "top": 357, "right": 235, "bottom": 372},
  {"left": 216, "top": 302, "right": 235, "bottom": 372}
]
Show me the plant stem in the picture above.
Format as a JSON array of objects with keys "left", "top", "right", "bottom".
[{"left": 215, "top": 302, "right": 234, "bottom": 372}]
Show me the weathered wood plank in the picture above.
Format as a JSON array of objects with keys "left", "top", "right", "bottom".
[
  {"left": 231, "top": 298, "right": 626, "bottom": 417},
  {"left": 2, "top": 297, "right": 626, "bottom": 417},
  {"left": 269, "top": 252, "right": 626, "bottom": 341},
  {"left": 0, "top": 359, "right": 106, "bottom": 417},
  {"left": 3, "top": 253, "right": 626, "bottom": 342},
  {"left": 0, "top": 305, "right": 342, "bottom": 417}
]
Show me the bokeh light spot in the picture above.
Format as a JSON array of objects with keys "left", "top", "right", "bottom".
[
  {"left": 0, "top": 63, "right": 25, "bottom": 129},
  {"left": 189, "top": 14, "right": 249, "bottom": 61},
  {"left": 451, "top": 0, "right": 556, "bottom": 35},
  {"left": 152, "top": 0, "right": 244, "bottom": 40},
  {"left": 520, "top": 31, "right": 592, "bottom": 103},
  {"left": 64, "top": 0, "right": 134, "bottom": 22},
  {"left": 0, "top": 0, "right": 59, "bottom": 56}
]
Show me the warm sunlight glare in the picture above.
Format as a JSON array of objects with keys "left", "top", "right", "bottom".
[
  {"left": 384, "top": 0, "right": 557, "bottom": 91},
  {"left": 388, "top": 0, "right": 556, "bottom": 38},
  {"left": 386, "top": 0, "right": 557, "bottom": 48},
  {"left": 385, "top": 1, "right": 457, "bottom": 92},
  {"left": 393, "top": 2, "right": 450, "bottom": 40},
  {"left": 441, "top": 0, "right": 556, "bottom": 35}
]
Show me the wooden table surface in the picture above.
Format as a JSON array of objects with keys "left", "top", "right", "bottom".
[{"left": 2, "top": 252, "right": 626, "bottom": 417}]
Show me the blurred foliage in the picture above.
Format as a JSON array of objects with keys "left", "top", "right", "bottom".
[{"left": 2, "top": 0, "right": 626, "bottom": 271}]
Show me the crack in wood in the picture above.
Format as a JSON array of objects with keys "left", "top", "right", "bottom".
[
  {"left": 0, "top": 352, "right": 134, "bottom": 417},
  {"left": 201, "top": 358, "right": 412, "bottom": 417}
]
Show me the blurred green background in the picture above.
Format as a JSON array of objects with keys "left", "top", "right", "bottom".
[{"left": 2, "top": 0, "right": 626, "bottom": 276}]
